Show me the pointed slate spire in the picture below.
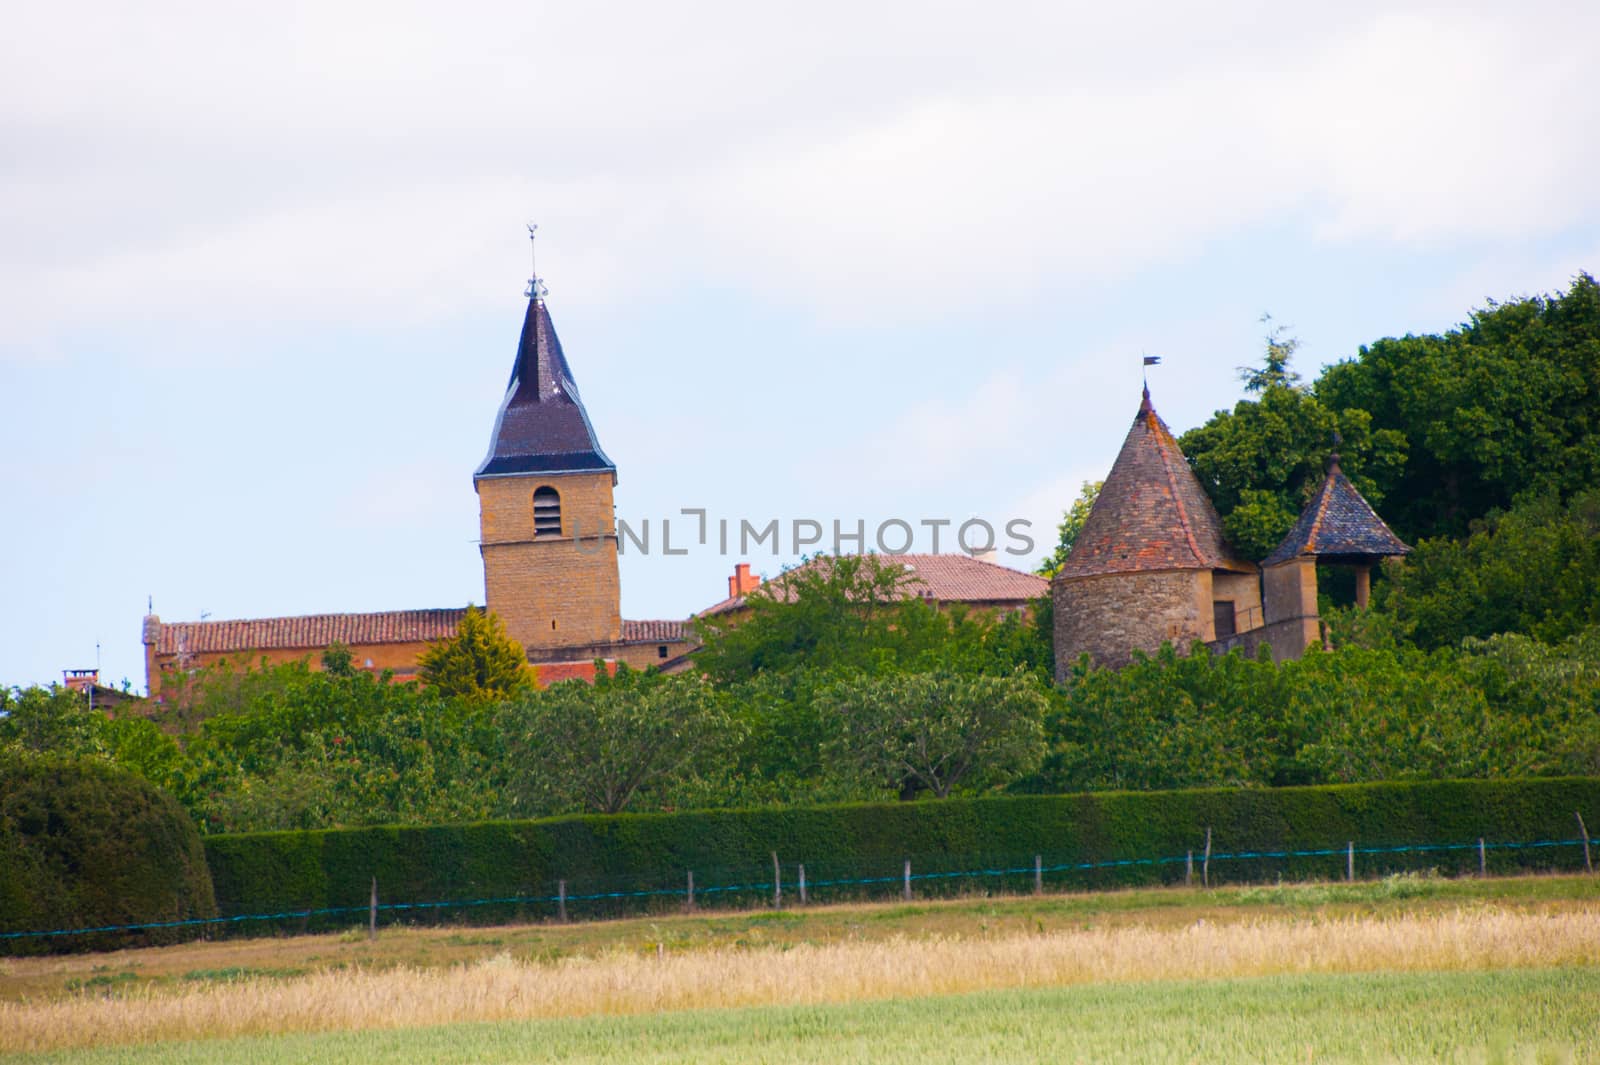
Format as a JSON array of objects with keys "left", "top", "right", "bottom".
[
  {"left": 1056, "top": 387, "right": 1252, "bottom": 578},
  {"left": 1263, "top": 455, "right": 1410, "bottom": 565},
  {"left": 476, "top": 293, "right": 616, "bottom": 479}
]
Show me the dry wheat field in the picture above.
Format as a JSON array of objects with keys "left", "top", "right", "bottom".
[{"left": 3, "top": 876, "right": 1598, "bottom": 1063}]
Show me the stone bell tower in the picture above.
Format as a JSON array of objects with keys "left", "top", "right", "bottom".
[{"left": 474, "top": 235, "right": 622, "bottom": 653}]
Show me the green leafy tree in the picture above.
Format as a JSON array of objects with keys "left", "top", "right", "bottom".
[
  {"left": 1037, "top": 481, "right": 1102, "bottom": 578},
  {"left": 1380, "top": 489, "right": 1600, "bottom": 648},
  {"left": 0, "top": 684, "right": 105, "bottom": 756},
  {"left": 1315, "top": 272, "right": 1600, "bottom": 542},
  {"left": 817, "top": 669, "right": 1048, "bottom": 798},
  {"left": 1181, "top": 384, "right": 1406, "bottom": 561},
  {"left": 693, "top": 555, "right": 916, "bottom": 683},
  {"left": 1237, "top": 313, "right": 1304, "bottom": 393},
  {"left": 499, "top": 666, "right": 741, "bottom": 815},
  {"left": 417, "top": 605, "right": 531, "bottom": 700}
]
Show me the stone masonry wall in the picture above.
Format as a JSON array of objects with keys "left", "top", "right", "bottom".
[
  {"left": 477, "top": 472, "right": 622, "bottom": 652},
  {"left": 1053, "top": 568, "right": 1211, "bottom": 678}
]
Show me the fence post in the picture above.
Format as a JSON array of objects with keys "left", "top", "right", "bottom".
[
  {"left": 1346, "top": 841, "right": 1354, "bottom": 883},
  {"left": 1578, "top": 812, "right": 1594, "bottom": 874},
  {"left": 1034, "top": 854, "right": 1043, "bottom": 896},
  {"left": 686, "top": 870, "right": 695, "bottom": 912},
  {"left": 903, "top": 858, "right": 912, "bottom": 901},
  {"left": 1186, "top": 850, "right": 1194, "bottom": 888},
  {"left": 772, "top": 852, "right": 782, "bottom": 909},
  {"left": 368, "top": 877, "right": 378, "bottom": 941},
  {"left": 1479, "top": 839, "right": 1486, "bottom": 878},
  {"left": 557, "top": 879, "right": 567, "bottom": 923},
  {"left": 1202, "top": 828, "right": 1212, "bottom": 889},
  {"left": 799, "top": 864, "right": 808, "bottom": 905}
]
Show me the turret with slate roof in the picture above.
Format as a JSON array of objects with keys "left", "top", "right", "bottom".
[{"left": 1263, "top": 450, "right": 1410, "bottom": 611}]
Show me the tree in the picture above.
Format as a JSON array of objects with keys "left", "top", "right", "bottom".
[
  {"left": 693, "top": 555, "right": 921, "bottom": 683},
  {"left": 817, "top": 669, "right": 1048, "bottom": 798},
  {"left": 499, "top": 666, "right": 741, "bottom": 815},
  {"left": 1380, "top": 489, "right": 1600, "bottom": 648},
  {"left": 1237, "top": 313, "right": 1304, "bottom": 393},
  {"left": 1315, "top": 273, "right": 1600, "bottom": 542},
  {"left": 1037, "top": 480, "right": 1102, "bottom": 578},
  {"left": 1180, "top": 384, "right": 1407, "bottom": 561},
  {"left": 417, "top": 605, "right": 531, "bottom": 700}
]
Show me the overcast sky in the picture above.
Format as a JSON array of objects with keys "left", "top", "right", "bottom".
[{"left": 4, "top": 1, "right": 1598, "bottom": 690}]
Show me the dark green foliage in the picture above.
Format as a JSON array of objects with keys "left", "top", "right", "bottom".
[
  {"left": 693, "top": 555, "right": 1052, "bottom": 684},
  {"left": 1179, "top": 384, "right": 1407, "bottom": 562},
  {"left": 1313, "top": 273, "right": 1600, "bottom": 543},
  {"left": 816, "top": 670, "right": 1048, "bottom": 798},
  {"left": 1028, "top": 638, "right": 1600, "bottom": 794},
  {"left": 0, "top": 752, "right": 216, "bottom": 954},
  {"left": 203, "top": 777, "right": 1600, "bottom": 930},
  {"left": 170, "top": 658, "right": 503, "bottom": 833},
  {"left": 1380, "top": 489, "right": 1600, "bottom": 648},
  {"left": 498, "top": 666, "right": 742, "bottom": 815}
]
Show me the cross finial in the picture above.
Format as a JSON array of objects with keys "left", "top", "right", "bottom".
[{"left": 524, "top": 222, "right": 548, "bottom": 300}]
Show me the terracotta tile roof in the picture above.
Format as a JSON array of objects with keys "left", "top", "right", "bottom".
[
  {"left": 148, "top": 609, "right": 690, "bottom": 656},
  {"left": 697, "top": 553, "right": 1047, "bottom": 617},
  {"left": 619, "top": 619, "right": 690, "bottom": 642},
  {"left": 476, "top": 297, "right": 615, "bottom": 478},
  {"left": 1056, "top": 387, "right": 1252, "bottom": 579},
  {"left": 147, "top": 608, "right": 467, "bottom": 655},
  {"left": 1263, "top": 459, "right": 1411, "bottom": 566}
]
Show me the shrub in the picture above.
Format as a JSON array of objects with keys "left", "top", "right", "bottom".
[
  {"left": 203, "top": 777, "right": 1600, "bottom": 932},
  {"left": 0, "top": 752, "right": 217, "bottom": 954}
]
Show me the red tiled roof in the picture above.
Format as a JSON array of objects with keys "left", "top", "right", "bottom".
[
  {"left": 148, "top": 608, "right": 467, "bottom": 655},
  {"left": 1056, "top": 388, "right": 1252, "bottom": 579},
  {"left": 619, "top": 619, "right": 689, "bottom": 642},
  {"left": 697, "top": 553, "right": 1047, "bottom": 617},
  {"left": 149, "top": 610, "right": 690, "bottom": 655}
]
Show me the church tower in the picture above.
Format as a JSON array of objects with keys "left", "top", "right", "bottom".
[{"left": 475, "top": 241, "right": 622, "bottom": 653}]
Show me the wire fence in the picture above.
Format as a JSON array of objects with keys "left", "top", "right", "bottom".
[{"left": 4, "top": 831, "right": 1594, "bottom": 945}]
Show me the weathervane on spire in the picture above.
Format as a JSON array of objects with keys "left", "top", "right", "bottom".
[
  {"left": 1142, "top": 353, "right": 1161, "bottom": 389},
  {"left": 524, "top": 222, "right": 548, "bottom": 300}
]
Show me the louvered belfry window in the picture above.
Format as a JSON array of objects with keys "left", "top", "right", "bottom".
[{"left": 533, "top": 486, "right": 562, "bottom": 537}]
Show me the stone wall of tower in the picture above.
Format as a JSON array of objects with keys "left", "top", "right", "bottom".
[
  {"left": 1053, "top": 568, "right": 1212, "bottom": 678},
  {"left": 477, "top": 472, "right": 622, "bottom": 653}
]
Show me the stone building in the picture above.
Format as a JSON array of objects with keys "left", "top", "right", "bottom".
[
  {"left": 143, "top": 281, "right": 695, "bottom": 696},
  {"left": 1052, "top": 386, "right": 1408, "bottom": 677}
]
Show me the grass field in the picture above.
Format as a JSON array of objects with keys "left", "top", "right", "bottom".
[
  {"left": 3, "top": 874, "right": 1597, "bottom": 1063},
  {"left": 6, "top": 969, "right": 1596, "bottom": 1064}
]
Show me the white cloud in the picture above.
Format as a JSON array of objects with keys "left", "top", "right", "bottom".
[{"left": 2, "top": 1, "right": 1597, "bottom": 360}]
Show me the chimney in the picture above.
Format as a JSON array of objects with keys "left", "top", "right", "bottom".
[
  {"left": 727, "top": 562, "right": 761, "bottom": 599},
  {"left": 63, "top": 669, "right": 98, "bottom": 694}
]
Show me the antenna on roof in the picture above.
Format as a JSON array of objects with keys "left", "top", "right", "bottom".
[{"left": 524, "top": 222, "right": 548, "bottom": 300}]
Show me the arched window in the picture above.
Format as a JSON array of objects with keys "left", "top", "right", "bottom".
[{"left": 533, "top": 486, "right": 562, "bottom": 537}]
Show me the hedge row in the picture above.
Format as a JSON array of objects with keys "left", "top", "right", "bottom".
[
  {"left": 1, "top": 753, "right": 217, "bottom": 955},
  {"left": 204, "top": 777, "right": 1600, "bottom": 932}
]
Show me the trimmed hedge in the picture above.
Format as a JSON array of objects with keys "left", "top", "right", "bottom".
[
  {"left": 1, "top": 752, "right": 217, "bottom": 954},
  {"left": 204, "top": 778, "right": 1600, "bottom": 932}
]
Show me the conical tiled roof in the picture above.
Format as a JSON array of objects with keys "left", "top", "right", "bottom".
[
  {"left": 476, "top": 297, "right": 615, "bottom": 478},
  {"left": 1262, "top": 458, "right": 1410, "bottom": 565},
  {"left": 1055, "top": 387, "right": 1252, "bottom": 579}
]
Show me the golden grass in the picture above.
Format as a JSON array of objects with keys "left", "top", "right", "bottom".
[{"left": 4, "top": 905, "right": 1598, "bottom": 1055}]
